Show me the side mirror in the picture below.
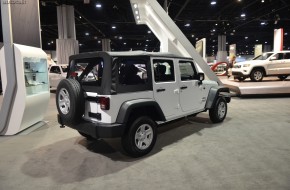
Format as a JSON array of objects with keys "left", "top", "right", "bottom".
[{"left": 197, "top": 73, "right": 205, "bottom": 85}]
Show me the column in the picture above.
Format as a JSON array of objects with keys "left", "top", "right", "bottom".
[
  {"left": 56, "top": 5, "right": 79, "bottom": 65},
  {"left": 102, "top": 39, "right": 111, "bottom": 51},
  {"left": 216, "top": 35, "right": 227, "bottom": 62}
]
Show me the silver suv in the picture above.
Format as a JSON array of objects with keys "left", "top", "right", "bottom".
[
  {"left": 56, "top": 51, "right": 231, "bottom": 157},
  {"left": 232, "top": 51, "right": 290, "bottom": 81}
]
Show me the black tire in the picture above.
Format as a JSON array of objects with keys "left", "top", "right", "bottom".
[
  {"left": 122, "top": 116, "right": 157, "bottom": 157},
  {"left": 237, "top": 77, "right": 246, "bottom": 82},
  {"left": 209, "top": 97, "right": 227, "bottom": 123},
  {"left": 78, "top": 131, "right": 95, "bottom": 141},
  {"left": 278, "top": 75, "right": 288, "bottom": 81},
  {"left": 250, "top": 69, "right": 264, "bottom": 82},
  {"left": 56, "top": 79, "right": 85, "bottom": 126}
]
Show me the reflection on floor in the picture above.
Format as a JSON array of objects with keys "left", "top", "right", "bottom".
[{"left": 220, "top": 76, "right": 290, "bottom": 96}]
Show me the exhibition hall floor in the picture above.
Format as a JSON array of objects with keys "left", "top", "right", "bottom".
[{"left": 0, "top": 93, "right": 290, "bottom": 190}]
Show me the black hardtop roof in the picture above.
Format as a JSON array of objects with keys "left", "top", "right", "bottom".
[{"left": 69, "top": 51, "right": 193, "bottom": 60}]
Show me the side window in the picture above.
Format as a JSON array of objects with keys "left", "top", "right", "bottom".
[
  {"left": 284, "top": 53, "right": 290, "bottom": 59},
  {"left": 50, "top": 66, "right": 60, "bottom": 74},
  {"left": 119, "top": 59, "right": 147, "bottom": 85},
  {"left": 153, "top": 59, "right": 175, "bottom": 82},
  {"left": 273, "top": 53, "right": 284, "bottom": 60},
  {"left": 179, "top": 61, "right": 197, "bottom": 81}
]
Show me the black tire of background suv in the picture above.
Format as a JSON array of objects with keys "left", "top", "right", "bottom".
[
  {"left": 250, "top": 68, "right": 264, "bottom": 82},
  {"left": 56, "top": 79, "right": 85, "bottom": 126},
  {"left": 122, "top": 116, "right": 157, "bottom": 157},
  {"left": 278, "top": 75, "right": 288, "bottom": 81},
  {"left": 209, "top": 97, "right": 227, "bottom": 123}
]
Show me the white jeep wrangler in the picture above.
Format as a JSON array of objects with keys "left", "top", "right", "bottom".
[
  {"left": 232, "top": 51, "right": 290, "bottom": 82},
  {"left": 56, "top": 51, "right": 231, "bottom": 157}
]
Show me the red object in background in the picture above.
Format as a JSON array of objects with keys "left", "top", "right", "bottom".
[{"left": 210, "top": 62, "right": 228, "bottom": 76}]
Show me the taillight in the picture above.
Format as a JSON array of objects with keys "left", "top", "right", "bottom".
[
  {"left": 70, "top": 72, "right": 78, "bottom": 78},
  {"left": 99, "top": 97, "right": 110, "bottom": 110}
]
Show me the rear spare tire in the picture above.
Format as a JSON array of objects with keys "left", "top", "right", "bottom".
[{"left": 56, "top": 79, "right": 85, "bottom": 126}]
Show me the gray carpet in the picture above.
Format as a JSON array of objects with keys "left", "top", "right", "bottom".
[{"left": 0, "top": 94, "right": 290, "bottom": 190}]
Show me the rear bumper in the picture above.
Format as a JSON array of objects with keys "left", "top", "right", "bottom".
[{"left": 58, "top": 114, "right": 125, "bottom": 138}]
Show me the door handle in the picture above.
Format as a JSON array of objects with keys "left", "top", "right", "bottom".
[
  {"left": 180, "top": 86, "right": 188, "bottom": 90},
  {"left": 157, "top": 88, "right": 166, "bottom": 92}
]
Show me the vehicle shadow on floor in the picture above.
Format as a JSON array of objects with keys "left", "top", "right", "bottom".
[
  {"left": 21, "top": 114, "right": 224, "bottom": 183},
  {"left": 81, "top": 114, "right": 221, "bottom": 159}
]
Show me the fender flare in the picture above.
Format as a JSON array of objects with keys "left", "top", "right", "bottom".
[
  {"left": 205, "top": 86, "right": 231, "bottom": 109},
  {"left": 116, "top": 99, "right": 166, "bottom": 124}
]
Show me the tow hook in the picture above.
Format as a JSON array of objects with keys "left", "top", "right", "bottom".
[{"left": 57, "top": 114, "right": 65, "bottom": 128}]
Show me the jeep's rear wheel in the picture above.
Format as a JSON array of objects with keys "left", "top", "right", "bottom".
[
  {"left": 250, "top": 69, "right": 264, "bottom": 82},
  {"left": 122, "top": 116, "right": 157, "bottom": 157},
  {"left": 278, "top": 75, "right": 288, "bottom": 80},
  {"left": 209, "top": 97, "right": 227, "bottom": 123},
  {"left": 56, "top": 79, "right": 85, "bottom": 126}
]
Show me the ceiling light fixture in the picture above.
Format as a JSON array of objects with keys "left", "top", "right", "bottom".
[
  {"left": 260, "top": 22, "right": 266, "bottom": 25},
  {"left": 85, "top": 32, "right": 89, "bottom": 36},
  {"left": 261, "top": 0, "right": 264, "bottom": 2},
  {"left": 241, "top": 13, "right": 246, "bottom": 17},
  {"left": 210, "top": 1, "right": 216, "bottom": 5},
  {"left": 184, "top": 23, "right": 190, "bottom": 27},
  {"left": 132, "top": 3, "right": 141, "bottom": 23},
  {"left": 96, "top": 3, "right": 102, "bottom": 8},
  {"left": 112, "top": 26, "right": 116, "bottom": 29}
]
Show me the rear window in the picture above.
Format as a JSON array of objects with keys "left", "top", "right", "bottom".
[{"left": 70, "top": 57, "right": 104, "bottom": 86}]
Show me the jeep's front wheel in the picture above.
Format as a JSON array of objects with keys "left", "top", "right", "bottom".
[
  {"left": 122, "top": 116, "right": 157, "bottom": 157},
  {"left": 250, "top": 69, "right": 264, "bottom": 82},
  {"left": 209, "top": 97, "right": 227, "bottom": 123}
]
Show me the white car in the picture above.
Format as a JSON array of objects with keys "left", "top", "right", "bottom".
[
  {"left": 232, "top": 51, "right": 290, "bottom": 81},
  {"left": 55, "top": 51, "right": 231, "bottom": 157},
  {"left": 48, "top": 64, "right": 68, "bottom": 88},
  {"left": 49, "top": 64, "right": 95, "bottom": 88}
]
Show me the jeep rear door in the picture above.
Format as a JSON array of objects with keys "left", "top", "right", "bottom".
[
  {"left": 178, "top": 60, "right": 206, "bottom": 112},
  {"left": 152, "top": 58, "right": 180, "bottom": 118}
]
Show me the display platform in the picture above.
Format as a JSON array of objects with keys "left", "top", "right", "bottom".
[{"left": 220, "top": 76, "right": 290, "bottom": 96}]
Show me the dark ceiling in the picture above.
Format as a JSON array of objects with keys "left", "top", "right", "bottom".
[{"left": 10, "top": 0, "right": 290, "bottom": 56}]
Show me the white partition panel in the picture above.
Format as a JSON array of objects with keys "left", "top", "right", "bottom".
[{"left": 2, "top": 44, "right": 50, "bottom": 135}]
